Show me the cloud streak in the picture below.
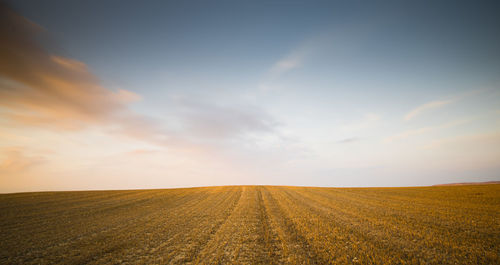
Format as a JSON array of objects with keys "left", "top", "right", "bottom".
[
  {"left": 404, "top": 99, "right": 454, "bottom": 121},
  {"left": 258, "top": 38, "right": 317, "bottom": 91},
  {"left": 0, "top": 3, "right": 146, "bottom": 132},
  {"left": 403, "top": 89, "right": 489, "bottom": 122},
  {"left": 385, "top": 118, "right": 471, "bottom": 142},
  {"left": 0, "top": 3, "right": 207, "bottom": 152},
  {"left": 268, "top": 53, "right": 304, "bottom": 77}
]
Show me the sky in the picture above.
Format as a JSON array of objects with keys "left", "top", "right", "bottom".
[{"left": 1, "top": 0, "right": 500, "bottom": 193}]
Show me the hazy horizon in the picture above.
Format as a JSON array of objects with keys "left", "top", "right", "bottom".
[{"left": 1, "top": 0, "right": 500, "bottom": 193}]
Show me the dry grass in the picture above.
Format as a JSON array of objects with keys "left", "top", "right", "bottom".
[{"left": 1, "top": 185, "right": 499, "bottom": 264}]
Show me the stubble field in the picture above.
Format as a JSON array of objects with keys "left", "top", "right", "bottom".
[{"left": 1, "top": 185, "right": 499, "bottom": 264}]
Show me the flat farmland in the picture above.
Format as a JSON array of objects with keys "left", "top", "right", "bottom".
[{"left": 1, "top": 185, "right": 499, "bottom": 264}]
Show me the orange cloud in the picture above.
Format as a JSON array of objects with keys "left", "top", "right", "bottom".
[{"left": 0, "top": 3, "right": 142, "bottom": 131}]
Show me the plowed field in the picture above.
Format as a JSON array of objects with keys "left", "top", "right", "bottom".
[{"left": 1, "top": 185, "right": 499, "bottom": 264}]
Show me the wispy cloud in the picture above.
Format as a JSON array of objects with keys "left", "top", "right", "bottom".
[
  {"left": 422, "top": 131, "right": 500, "bottom": 150},
  {"left": 385, "top": 118, "right": 471, "bottom": 142},
  {"left": 0, "top": 5, "right": 132, "bottom": 126},
  {"left": 259, "top": 37, "right": 319, "bottom": 91},
  {"left": 404, "top": 89, "right": 489, "bottom": 121},
  {"left": 259, "top": 52, "right": 305, "bottom": 91},
  {"left": 0, "top": 4, "right": 178, "bottom": 149},
  {"left": 268, "top": 53, "right": 304, "bottom": 77},
  {"left": 404, "top": 99, "right": 454, "bottom": 121}
]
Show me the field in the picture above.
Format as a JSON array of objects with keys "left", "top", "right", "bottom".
[{"left": 1, "top": 185, "right": 499, "bottom": 264}]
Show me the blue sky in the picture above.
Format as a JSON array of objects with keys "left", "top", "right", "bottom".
[{"left": 1, "top": 0, "right": 499, "bottom": 192}]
